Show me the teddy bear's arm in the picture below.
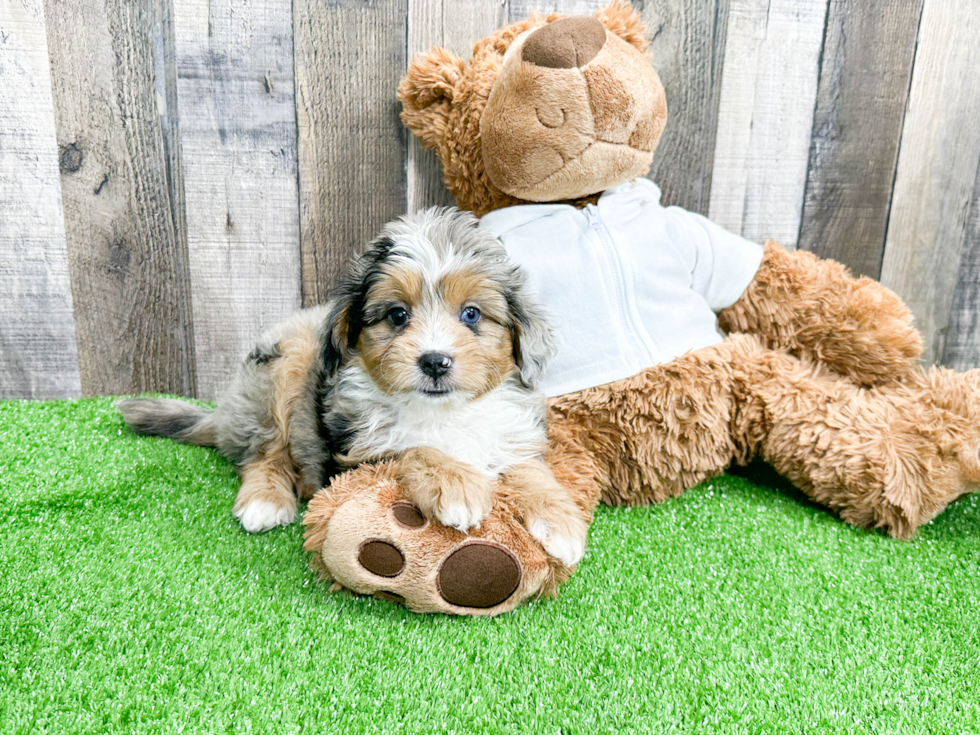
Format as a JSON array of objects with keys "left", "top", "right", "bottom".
[{"left": 717, "top": 241, "right": 923, "bottom": 386}]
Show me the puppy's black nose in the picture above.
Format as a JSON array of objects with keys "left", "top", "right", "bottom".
[{"left": 419, "top": 352, "right": 452, "bottom": 378}]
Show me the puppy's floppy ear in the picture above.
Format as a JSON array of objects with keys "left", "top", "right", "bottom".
[
  {"left": 596, "top": 0, "right": 649, "bottom": 53},
  {"left": 398, "top": 47, "right": 467, "bottom": 150},
  {"left": 322, "top": 237, "right": 397, "bottom": 374},
  {"left": 322, "top": 295, "right": 355, "bottom": 375},
  {"left": 506, "top": 278, "right": 556, "bottom": 390}
]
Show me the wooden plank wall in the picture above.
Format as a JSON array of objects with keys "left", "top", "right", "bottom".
[
  {"left": 798, "top": 0, "right": 923, "bottom": 278},
  {"left": 174, "top": 0, "right": 303, "bottom": 399},
  {"left": 44, "top": 0, "right": 196, "bottom": 397},
  {"left": 878, "top": 0, "right": 980, "bottom": 365},
  {"left": 1, "top": 0, "right": 979, "bottom": 399}
]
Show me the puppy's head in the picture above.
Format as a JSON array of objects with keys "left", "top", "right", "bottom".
[{"left": 324, "top": 208, "right": 554, "bottom": 400}]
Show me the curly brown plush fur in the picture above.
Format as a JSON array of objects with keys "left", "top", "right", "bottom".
[
  {"left": 718, "top": 242, "right": 924, "bottom": 387},
  {"left": 303, "top": 0, "right": 980, "bottom": 615}
]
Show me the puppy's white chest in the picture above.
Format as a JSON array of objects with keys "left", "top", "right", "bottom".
[
  {"left": 387, "top": 404, "right": 540, "bottom": 476},
  {"left": 338, "top": 374, "right": 546, "bottom": 476}
]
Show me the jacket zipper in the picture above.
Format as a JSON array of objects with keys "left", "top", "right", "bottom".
[{"left": 584, "top": 204, "right": 655, "bottom": 366}]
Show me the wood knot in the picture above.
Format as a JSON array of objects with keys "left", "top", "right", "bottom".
[{"left": 59, "top": 143, "right": 84, "bottom": 173}]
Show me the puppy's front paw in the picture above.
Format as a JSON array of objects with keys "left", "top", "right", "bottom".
[
  {"left": 526, "top": 512, "right": 588, "bottom": 567},
  {"left": 437, "top": 494, "right": 492, "bottom": 533},
  {"left": 234, "top": 499, "right": 296, "bottom": 533},
  {"left": 397, "top": 448, "right": 493, "bottom": 532},
  {"left": 417, "top": 475, "right": 493, "bottom": 533}
]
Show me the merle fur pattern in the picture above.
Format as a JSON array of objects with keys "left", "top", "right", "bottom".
[{"left": 118, "top": 207, "right": 555, "bottom": 501}]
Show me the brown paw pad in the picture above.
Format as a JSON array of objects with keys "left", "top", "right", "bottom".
[
  {"left": 392, "top": 502, "right": 427, "bottom": 529},
  {"left": 437, "top": 542, "right": 521, "bottom": 609},
  {"left": 358, "top": 540, "right": 405, "bottom": 578}
]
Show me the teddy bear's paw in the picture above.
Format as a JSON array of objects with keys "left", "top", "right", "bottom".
[
  {"left": 315, "top": 498, "right": 538, "bottom": 614},
  {"left": 357, "top": 536, "right": 525, "bottom": 611},
  {"left": 525, "top": 512, "right": 588, "bottom": 567},
  {"left": 234, "top": 498, "right": 296, "bottom": 533}
]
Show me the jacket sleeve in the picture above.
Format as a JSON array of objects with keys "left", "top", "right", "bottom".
[{"left": 665, "top": 206, "right": 765, "bottom": 312}]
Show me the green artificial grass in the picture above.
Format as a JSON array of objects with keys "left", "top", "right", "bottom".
[{"left": 2, "top": 398, "right": 980, "bottom": 734}]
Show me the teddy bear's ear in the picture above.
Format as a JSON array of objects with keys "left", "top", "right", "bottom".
[
  {"left": 398, "top": 47, "right": 467, "bottom": 150},
  {"left": 595, "top": 0, "right": 649, "bottom": 53}
]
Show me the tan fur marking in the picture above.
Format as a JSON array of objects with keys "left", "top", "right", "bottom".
[
  {"left": 438, "top": 270, "right": 509, "bottom": 321},
  {"left": 233, "top": 454, "right": 298, "bottom": 522},
  {"left": 451, "top": 317, "right": 516, "bottom": 396},
  {"left": 370, "top": 265, "right": 424, "bottom": 309},
  {"left": 235, "top": 326, "right": 322, "bottom": 516},
  {"left": 355, "top": 266, "right": 425, "bottom": 395},
  {"left": 274, "top": 330, "right": 323, "bottom": 499}
]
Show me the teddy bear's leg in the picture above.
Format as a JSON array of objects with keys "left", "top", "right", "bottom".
[
  {"left": 551, "top": 334, "right": 980, "bottom": 538},
  {"left": 548, "top": 341, "right": 750, "bottom": 508},
  {"left": 718, "top": 242, "right": 923, "bottom": 387},
  {"left": 726, "top": 335, "right": 980, "bottom": 539}
]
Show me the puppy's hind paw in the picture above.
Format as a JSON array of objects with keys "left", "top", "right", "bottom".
[
  {"left": 527, "top": 516, "right": 587, "bottom": 567},
  {"left": 234, "top": 499, "right": 296, "bottom": 533}
]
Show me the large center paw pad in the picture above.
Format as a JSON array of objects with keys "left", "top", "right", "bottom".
[
  {"left": 437, "top": 542, "right": 521, "bottom": 609},
  {"left": 303, "top": 462, "right": 560, "bottom": 616}
]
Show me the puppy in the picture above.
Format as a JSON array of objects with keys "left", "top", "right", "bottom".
[{"left": 119, "top": 208, "right": 588, "bottom": 566}]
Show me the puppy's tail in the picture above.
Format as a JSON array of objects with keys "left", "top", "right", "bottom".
[{"left": 116, "top": 398, "right": 218, "bottom": 447}]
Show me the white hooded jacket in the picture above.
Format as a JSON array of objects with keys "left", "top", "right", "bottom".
[{"left": 480, "top": 178, "right": 765, "bottom": 398}]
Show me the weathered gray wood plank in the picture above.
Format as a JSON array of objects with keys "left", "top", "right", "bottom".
[
  {"left": 798, "top": 0, "right": 923, "bottom": 279},
  {"left": 640, "top": 0, "right": 729, "bottom": 213},
  {"left": 509, "top": 0, "right": 606, "bottom": 17},
  {"left": 0, "top": 0, "right": 81, "bottom": 399},
  {"left": 294, "top": 0, "right": 408, "bottom": 306},
  {"left": 173, "top": 0, "right": 302, "bottom": 400},
  {"left": 44, "top": 0, "right": 197, "bottom": 397},
  {"left": 879, "top": 0, "right": 980, "bottom": 365},
  {"left": 941, "top": 157, "right": 980, "bottom": 371},
  {"left": 406, "top": 0, "right": 508, "bottom": 213},
  {"left": 708, "top": 0, "right": 830, "bottom": 247}
]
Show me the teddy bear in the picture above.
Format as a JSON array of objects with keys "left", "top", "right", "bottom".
[{"left": 303, "top": 0, "right": 980, "bottom": 616}]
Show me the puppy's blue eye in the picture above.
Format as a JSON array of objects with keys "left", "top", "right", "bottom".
[
  {"left": 461, "top": 306, "right": 481, "bottom": 325},
  {"left": 387, "top": 307, "right": 409, "bottom": 327}
]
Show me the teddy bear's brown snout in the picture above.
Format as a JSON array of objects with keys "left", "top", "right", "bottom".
[{"left": 521, "top": 16, "right": 607, "bottom": 69}]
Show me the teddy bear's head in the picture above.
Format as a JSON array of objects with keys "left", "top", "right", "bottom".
[{"left": 399, "top": 0, "right": 667, "bottom": 216}]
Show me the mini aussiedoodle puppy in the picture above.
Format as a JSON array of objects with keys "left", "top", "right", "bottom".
[{"left": 119, "top": 208, "right": 588, "bottom": 565}]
